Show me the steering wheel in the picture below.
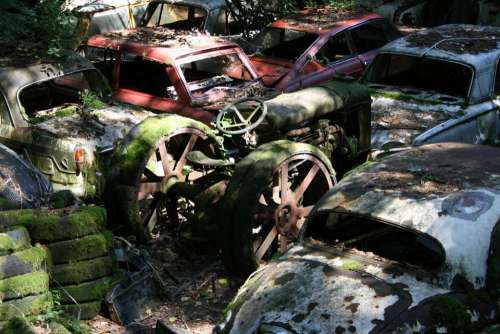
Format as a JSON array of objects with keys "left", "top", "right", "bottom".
[{"left": 216, "top": 97, "right": 268, "bottom": 135}]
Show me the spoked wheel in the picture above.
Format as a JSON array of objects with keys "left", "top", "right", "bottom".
[
  {"left": 136, "top": 128, "right": 220, "bottom": 239},
  {"left": 220, "top": 141, "right": 336, "bottom": 276}
]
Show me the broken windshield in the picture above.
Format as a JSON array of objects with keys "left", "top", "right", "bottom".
[
  {"left": 19, "top": 69, "right": 108, "bottom": 123},
  {"left": 366, "top": 54, "right": 473, "bottom": 99},
  {"left": 307, "top": 212, "right": 445, "bottom": 270},
  {"left": 251, "top": 27, "right": 318, "bottom": 61},
  {"left": 179, "top": 52, "right": 254, "bottom": 99},
  {"left": 140, "top": 2, "right": 207, "bottom": 31}
]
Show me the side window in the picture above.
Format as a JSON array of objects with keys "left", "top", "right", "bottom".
[
  {"left": 350, "top": 21, "right": 389, "bottom": 54},
  {"left": 80, "top": 46, "right": 115, "bottom": 83},
  {"left": 119, "top": 53, "right": 176, "bottom": 99},
  {"left": 214, "top": 9, "right": 242, "bottom": 35},
  {"left": 494, "top": 60, "right": 500, "bottom": 96},
  {"left": 316, "top": 32, "right": 353, "bottom": 65}
]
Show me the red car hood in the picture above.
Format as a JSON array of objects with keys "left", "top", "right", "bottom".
[{"left": 250, "top": 56, "right": 294, "bottom": 87}]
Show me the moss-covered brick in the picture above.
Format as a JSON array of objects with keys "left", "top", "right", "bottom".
[
  {"left": 52, "top": 273, "right": 122, "bottom": 303},
  {"left": 46, "top": 232, "right": 112, "bottom": 264},
  {"left": 50, "top": 256, "right": 114, "bottom": 285},
  {"left": 1, "top": 292, "right": 53, "bottom": 316},
  {"left": 48, "top": 322, "right": 72, "bottom": 334},
  {"left": 0, "top": 245, "right": 49, "bottom": 280},
  {"left": 0, "top": 316, "right": 36, "bottom": 334},
  {"left": 0, "top": 197, "right": 18, "bottom": 211},
  {"left": 0, "top": 207, "right": 106, "bottom": 242},
  {"left": 60, "top": 300, "right": 102, "bottom": 320},
  {"left": 0, "top": 227, "right": 30, "bottom": 255},
  {"left": 0, "top": 304, "right": 23, "bottom": 322},
  {"left": 0, "top": 271, "right": 50, "bottom": 301}
]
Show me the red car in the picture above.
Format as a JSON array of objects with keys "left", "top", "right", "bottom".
[
  {"left": 81, "top": 29, "right": 262, "bottom": 124},
  {"left": 249, "top": 7, "right": 401, "bottom": 91}
]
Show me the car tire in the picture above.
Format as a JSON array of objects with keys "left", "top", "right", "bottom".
[
  {"left": 0, "top": 226, "right": 31, "bottom": 255},
  {"left": 50, "top": 256, "right": 114, "bottom": 285},
  {"left": 0, "top": 245, "right": 48, "bottom": 280},
  {"left": 46, "top": 232, "right": 112, "bottom": 265},
  {"left": 220, "top": 140, "right": 335, "bottom": 276},
  {"left": 0, "top": 206, "right": 107, "bottom": 243}
]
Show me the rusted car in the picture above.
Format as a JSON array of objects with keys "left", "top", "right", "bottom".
[
  {"left": 138, "top": 0, "right": 241, "bottom": 36},
  {"left": 248, "top": 7, "right": 401, "bottom": 90},
  {"left": 0, "top": 52, "right": 371, "bottom": 275},
  {"left": 216, "top": 142, "right": 500, "bottom": 333},
  {"left": 363, "top": 24, "right": 500, "bottom": 150}
]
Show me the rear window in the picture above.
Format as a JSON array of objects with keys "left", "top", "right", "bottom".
[
  {"left": 366, "top": 54, "right": 473, "bottom": 98},
  {"left": 252, "top": 27, "right": 318, "bottom": 61},
  {"left": 306, "top": 212, "right": 445, "bottom": 270},
  {"left": 140, "top": 3, "right": 207, "bottom": 30},
  {"left": 19, "top": 70, "right": 107, "bottom": 123}
]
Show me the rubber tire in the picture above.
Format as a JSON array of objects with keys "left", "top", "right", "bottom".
[
  {"left": 220, "top": 140, "right": 335, "bottom": 276},
  {"left": 0, "top": 245, "right": 48, "bottom": 280},
  {"left": 104, "top": 115, "right": 222, "bottom": 242},
  {"left": 50, "top": 256, "right": 114, "bottom": 285},
  {"left": 0, "top": 207, "right": 106, "bottom": 243},
  {"left": 60, "top": 301, "right": 102, "bottom": 320},
  {"left": 46, "top": 232, "right": 112, "bottom": 264},
  {"left": 0, "top": 271, "right": 49, "bottom": 301},
  {"left": 52, "top": 274, "right": 122, "bottom": 303},
  {"left": 0, "top": 227, "right": 31, "bottom": 255},
  {"left": 0, "top": 292, "right": 53, "bottom": 316}
]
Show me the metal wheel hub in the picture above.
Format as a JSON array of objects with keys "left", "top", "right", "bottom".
[{"left": 274, "top": 201, "right": 301, "bottom": 237}]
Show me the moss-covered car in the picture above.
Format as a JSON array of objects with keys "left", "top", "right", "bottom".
[
  {"left": 362, "top": 24, "right": 500, "bottom": 150},
  {"left": 216, "top": 143, "right": 500, "bottom": 333},
  {"left": 0, "top": 53, "right": 371, "bottom": 275}
]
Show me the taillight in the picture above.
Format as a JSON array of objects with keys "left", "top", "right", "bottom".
[{"left": 74, "top": 147, "right": 85, "bottom": 176}]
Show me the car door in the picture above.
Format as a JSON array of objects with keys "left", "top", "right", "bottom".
[
  {"left": 289, "top": 31, "right": 361, "bottom": 91},
  {"left": 351, "top": 19, "right": 401, "bottom": 72}
]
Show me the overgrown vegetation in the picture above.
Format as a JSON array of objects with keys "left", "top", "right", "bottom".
[{"left": 0, "top": 0, "right": 80, "bottom": 58}]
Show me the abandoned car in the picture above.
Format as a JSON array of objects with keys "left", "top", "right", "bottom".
[
  {"left": 139, "top": 0, "right": 242, "bottom": 36},
  {"left": 248, "top": 7, "right": 401, "bottom": 90},
  {"left": 363, "top": 24, "right": 500, "bottom": 149},
  {"left": 216, "top": 142, "right": 500, "bottom": 333},
  {"left": 0, "top": 53, "right": 371, "bottom": 276}
]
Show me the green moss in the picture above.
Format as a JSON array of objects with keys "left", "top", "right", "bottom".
[
  {"left": 0, "top": 271, "right": 50, "bottom": 300},
  {"left": 370, "top": 89, "right": 455, "bottom": 106},
  {"left": 46, "top": 232, "right": 112, "bottom": 264},
  {"left": 51, "top": 256, "right": 114, "bottom": 285},
  {"left": 0, "top": 246, "right": 49, "bottom": 280},
  {"left": 430, "top": 296, "right": 472, "bottom": 332},
  {"left": 341, "top": 260, "right": 363, "bottom": 271},
  {"left": 59, "top": 301, "right": 102, "bottom": 320},
  {"left": 1, "top": 292, "right": 54, "bottom": 316},
  {"left": 0, "top": 197, "right": 18, "bottom": 211},
  {"left": 0, "top": 227, "right": 31, "bottom": 254},
  {"left": 0, "top": 207, "right": 107, "bottom": 242},
  {"left": 52, "top": 274, "right": 122, "bottom": 303},
  {"left": 49, "top": 322, "right": 72, "bottom": 334},
  {"left": 0, "top": 316, "right": 36, "bottom": 334},
  {"left": 0, "top": 304, "right": 23, "bottom": 322}
]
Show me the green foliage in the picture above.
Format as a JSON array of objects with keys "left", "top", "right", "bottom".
[
  {"left": 79, "top": 90, "right": 106, "bottom": 110},
  {"left": 0, "top": 0, "right": 80, "bottom": 58}
]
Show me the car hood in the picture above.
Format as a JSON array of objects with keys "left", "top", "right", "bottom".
[
  {"left": 31, "top": 104, "right": 155, "bottom": 151},
  {"left": 250, "top": 56, "right": 294, "bottom": 87},
  {"left": 216, "top": 244, "right": 449, "bottom": 334},
  {"left": 369, "top": 85, "right": 466, "bottom": 149}
]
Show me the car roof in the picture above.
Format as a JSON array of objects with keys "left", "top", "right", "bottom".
[
  {"left": 148, "top": 0, "right": 225, "bottom": 11},
  {"left": 0, "top": 54, "right": 96, "bottom": 102},
  {"left": 85, "top": 28, "right": 240, "bottom": 63},
  {"left": 379, "top": 24, "right": 500, "bottom": 70},
  {"left": 307, "top": 142, "right": 500, "bottom": 288},
  {"left": 270, "top": 7, "right": 383, "bottom": 34},
  {"left": 70, "top": 0, "right": 148, "bottom": 12}
]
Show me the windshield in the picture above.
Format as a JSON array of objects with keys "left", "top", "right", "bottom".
[
  {"left": 19, "top": 69, "right": 108, "bottom": 123},
  {"left": 140, "top": 2, "right": 207, "bottom": 31},
  {"left": 366, "top": 54, "right": 473, "bottom": 99},
  {"left": 307, "top": 212, "right": 445, "bottom": 270},
  {"left": 251, "top": 27, "right": 318, "bottom": 61},
  {"left": 179, "top": 52, "right": 254, "bottom": 97}
]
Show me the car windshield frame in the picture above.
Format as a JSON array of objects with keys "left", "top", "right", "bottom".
[
  {"left": 251, "top": 26, "right": 320, "bottom": 61},
  {"left": 365, "top": 52, "right": 475, "bottom": 100},
  {"left": 174, "top": 48, "right": 258, "bottom": 102},
  {"left": 16, "top": 68, "right": 109, "bottom": 123},
  {"left": 140, "top": 2, "right": 209, "bottom": 31}
]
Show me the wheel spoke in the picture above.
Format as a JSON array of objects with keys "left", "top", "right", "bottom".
[
  {"left": 232, "top": 106, "right": 248, "bottom": 125},
  {"left": 255, "top": 226, "right": 278, "bottom": 261},
  {"left": 279, "top": 234, "right": 288, "bottom": 252},
  {"left": 143, "top": 168, "right": 162, "bottom": 182},
  {"left": 298, "top": 205, "right": 314, "bottom": 217},
  {"left": 158, "top": 139, "right": 173, "bottom": 176},
  {"left": 138, "top": 182, "right": 163, "bottom": 201},
  {"left": 280, "top": 162, "right": 289, "bottom": 203},
  {"left": 175, "top": 134, "right": 198, "bottom": 174},
  {"left": 294, "top": 164, "right": 319, "bottom": 202},
  {"left": 141, "top": 195, "right": 161, "bottom": 227},
  {"left": 247, "top": 104, "right": 261, "bottom": 122}
]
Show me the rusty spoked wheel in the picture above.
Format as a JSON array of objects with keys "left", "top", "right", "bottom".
[
  {"left": 135, "top": 128, "right": 221, "bottom": 240},
  {"left": 220, "top": 141, "right": 336, "bottom": 276}
]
